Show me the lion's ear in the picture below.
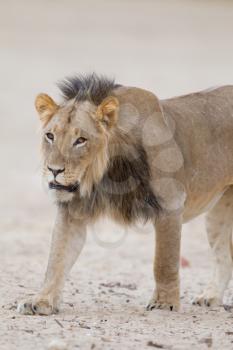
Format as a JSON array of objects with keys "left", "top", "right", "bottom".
[
  {"left": 95, "top": 96, "right": 119, "bottom": 129},
  {"left": 35, "top": 93, "right": 58, "bottom": 126}
]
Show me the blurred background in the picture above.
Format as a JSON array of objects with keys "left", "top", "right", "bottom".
[{"left": 1, "top": 1, "right": 233, "bottom": 349}]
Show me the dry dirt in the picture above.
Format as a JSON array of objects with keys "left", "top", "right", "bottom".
[{"left": 1, "top": 1, "right": 233, "bottom": 349}]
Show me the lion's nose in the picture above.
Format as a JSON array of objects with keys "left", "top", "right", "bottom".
[{"left": 48, "top": 166, "right": 65, "bottom": 178}]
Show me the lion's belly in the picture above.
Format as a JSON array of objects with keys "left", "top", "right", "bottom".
[{"left": 182, "top": 189, "right": 227, "bottom": 223}]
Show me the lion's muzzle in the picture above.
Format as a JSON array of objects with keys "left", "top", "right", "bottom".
[{"left": 49, "top": 181, "right": 79, "bottom": 193}]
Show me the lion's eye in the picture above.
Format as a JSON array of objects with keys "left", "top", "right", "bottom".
[
  {"left": 73, "top": 137, "right": 87, "bottom": 147},
  {"left": 45, "top": 132, "right": 54, "bottom": 142}
]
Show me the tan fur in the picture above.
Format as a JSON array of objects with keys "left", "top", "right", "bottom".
[
  {"left": 18, "top": 84, "right": 233, "bottom": 315},
  {"left": 35, "top": 93, "right": 59, "bottom": 126},
  {"left": 95, "top": 96, "right": 119, "bottom": 129}
]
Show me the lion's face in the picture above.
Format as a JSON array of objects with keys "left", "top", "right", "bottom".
[{"left": 35, "top": 94, "right": 119, "bottom": 202}]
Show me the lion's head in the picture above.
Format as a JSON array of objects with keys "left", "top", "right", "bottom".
[
  {"left": 35, "top": 74, "right": 161, "bottom": 223},
  {"left": 36, "top": 74, "right": 120, "bottom": 202}
]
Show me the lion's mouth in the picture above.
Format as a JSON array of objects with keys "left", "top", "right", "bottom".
[{"left": 49, "top": 181, "right": 79, "bottom": 193}]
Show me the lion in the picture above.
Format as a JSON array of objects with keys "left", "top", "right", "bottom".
[{"left": 17, "top": 73, "right": 233, "bottom": 315}]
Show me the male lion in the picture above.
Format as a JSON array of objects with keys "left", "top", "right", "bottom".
[{"left": 18, "top": 74, "right": 233, "bottom": 315}]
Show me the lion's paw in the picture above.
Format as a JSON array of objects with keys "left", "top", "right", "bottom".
[
  {"left": 17, "top": 298, "right": 59, "bottom": 316},
  {"left": 146, "top": 292, "right": 179, "bottom": 311},
  {"left": 192, "top": 288, "right": 220, "bottom": 307}
]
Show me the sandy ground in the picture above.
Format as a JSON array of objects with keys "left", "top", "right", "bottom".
[{"left": 1, "top": 0, "right": 233, "bottom": 349}]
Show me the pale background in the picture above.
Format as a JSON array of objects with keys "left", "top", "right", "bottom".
[{"left": 1, "top": 1, "right": 233, "bottom": 349}]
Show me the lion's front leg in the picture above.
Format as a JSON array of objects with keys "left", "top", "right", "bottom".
[
  {"left": 147, "top": 214, "right": 182, "bottom": 311},
  {"left": 18, "top": 204, "right": 86, "bottom": 315}
]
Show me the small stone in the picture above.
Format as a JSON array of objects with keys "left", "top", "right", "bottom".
[
  {"left": 47, "top": 339, "right": 68, "bottom": 350},
  {"left": 199, "top": 337, "right": 213, "bottom": 348}
]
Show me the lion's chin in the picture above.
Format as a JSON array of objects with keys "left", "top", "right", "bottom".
[{"left": 48, "top": 188, "right": 75, "bottom": 203}]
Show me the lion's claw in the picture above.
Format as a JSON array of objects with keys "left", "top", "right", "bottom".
[{"left": 146, "top": 300, "right": 177, "bottom": 311}]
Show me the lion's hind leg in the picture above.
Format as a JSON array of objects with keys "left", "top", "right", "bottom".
[{"left": 193, "top": 187, "right": 233, "bottom": 307}]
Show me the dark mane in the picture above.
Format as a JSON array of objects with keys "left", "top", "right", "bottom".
[
  {"left": 98, "top": 145, "right": 161, "bottom": 223},
  {"left": 58, "top": 73, "right": 120, "bottom": 105},
  {"left": 71, "top": 140, "right": 161, "bottom": 225}
]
